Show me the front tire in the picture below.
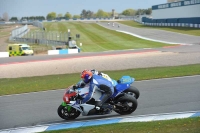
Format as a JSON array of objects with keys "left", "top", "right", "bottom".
[
  {"left": 57, "top": 105, "right": 80, "bottom": 120},
  {"left": 114, "top": 94, "right": 138, "bottom": 115}
]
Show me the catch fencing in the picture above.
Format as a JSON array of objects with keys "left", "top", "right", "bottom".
[
  {"left": 9, "top": 21, "right": 68, "bottom": 46},
  {"left": 15, "top": 31, "right": 69, "bottom": 45},
  {"left": 9, "top": 25, "right": 29, "bottom": 40}
]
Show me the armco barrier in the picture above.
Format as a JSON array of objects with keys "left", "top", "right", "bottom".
[
  {"left": 144, "top": 22, "right": 200, "bottom": 28},
  {"left": 0, "top": 52, "right": 9, "bottom": 58}
]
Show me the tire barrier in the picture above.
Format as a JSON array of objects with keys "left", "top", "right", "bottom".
[
  {"left": 0, "top": 52, "right": 9, "bottom": 58},
  {"left": 48, "top": 48, "right": 80, "bottom": 55}
]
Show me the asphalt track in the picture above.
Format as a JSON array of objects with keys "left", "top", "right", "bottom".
[
  {"left": 98, "top": 21, "right": 200, "bottom": 44},
  {"left": 0, "top": 76, "right": 200, "bottom": 130},
  {"left": 0, "top": 22, "right": 200, "bottom": 130}
]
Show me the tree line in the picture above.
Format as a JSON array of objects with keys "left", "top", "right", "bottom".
[
  {"left": 2, "top": 8, "right": 152, "bottom": 21},
  {"left": 9, "top": 16, "right": 46, "bottom": 21},
  {"left": 46, "top": 8, "right": 152, "bottom": 20}
]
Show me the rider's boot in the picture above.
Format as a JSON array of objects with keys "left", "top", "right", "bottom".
[
  {"left": 95, "top": 85, "right": 114, "bottom": 113},
  {"left": 95, "top": 101, "right": 114, "bottom": 114}
]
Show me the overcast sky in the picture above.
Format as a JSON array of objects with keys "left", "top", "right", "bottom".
[{"left": 0, "top": 0, "right": 166, "bottom": 18}]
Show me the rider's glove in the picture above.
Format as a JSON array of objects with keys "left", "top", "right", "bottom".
[
  {"left": 76, "top": 99, "right": 83, "bottom": 104},
  {"left": 98, "top": 72, "right": 102, "bottom": 76}
]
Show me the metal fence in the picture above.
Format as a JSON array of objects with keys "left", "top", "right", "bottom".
[
  {"left": 9, "top": 22, "right": 68, "bottom": 46},
  {"left": 33, "top": 21, "right": 43, "bottom": 29},
  {"left": 17, "top": 31, "right": 69, "bottom": 45},
  {"left": 9, "top": 25, "right": 29, "bottom": 40}
]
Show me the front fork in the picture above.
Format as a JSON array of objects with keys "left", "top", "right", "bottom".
[{"left": 61, "top": 102, "right": 72, "bottom": 112}]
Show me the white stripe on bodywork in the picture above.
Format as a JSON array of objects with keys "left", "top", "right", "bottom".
[{"left": 93, "top": 79, "right": 98, "bottom": 84}]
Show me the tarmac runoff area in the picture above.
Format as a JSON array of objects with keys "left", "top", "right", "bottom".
[{"left": 0, "top": 50, "right": 200, "bottom": 78}]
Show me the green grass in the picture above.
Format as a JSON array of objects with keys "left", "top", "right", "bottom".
[
  {"left": 0, "top": 64, "right": 200, "bottom": 96},
  {"left": 0, "top": 25, "right": 11, "bottom": 38},
  {"left": 117, "top": 21, "right": 200, "bottom": 36},
  {"left": 30, "top": 44, "right": 53, "bottom": 54},
  {"left": 43, "top": 117, "right": 200, "bottom": 133},
  {"left": 0, "top": 31, "right": 10, "bottom": 37},
  {"left": 43, "top": 22, "right": 173, "bottom": 52}
]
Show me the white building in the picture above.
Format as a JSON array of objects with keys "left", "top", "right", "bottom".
[{"left": 142, "top": 0, "right": 200, "bottom": 27}]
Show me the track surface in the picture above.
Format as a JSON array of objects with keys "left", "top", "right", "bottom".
[
  {"left": 0, "top": 76, "right": 200, "bottom": 130},
  {"left": 98, "top": 22, "right": 200, "bottom": 44}
]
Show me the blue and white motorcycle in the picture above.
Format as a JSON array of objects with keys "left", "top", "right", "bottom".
[{"left": 57, "top": 76, "right": 140, "bottom": 120}]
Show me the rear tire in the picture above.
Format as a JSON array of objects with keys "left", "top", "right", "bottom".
[
  {"left": 124, "top": 86, "right": 140, "bottom": 99},
  {"left": 114, "top": 94, "right": 138, "bottom": 115},
  {"left": 57, "top": 105, "right": 80, "bottom": 120}
]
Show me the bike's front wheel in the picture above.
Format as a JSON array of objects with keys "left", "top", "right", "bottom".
[{"left": 57, "top": 105, "right": 81, "bottom": 120}]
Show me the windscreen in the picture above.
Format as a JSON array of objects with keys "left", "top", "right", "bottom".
[{"left": 21, "top": 47, "right": 31, "bottom": 50}]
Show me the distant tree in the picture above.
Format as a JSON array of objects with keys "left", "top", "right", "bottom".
[
  {"left": 122, "top": 10, "right": 130, "bottom": 16},
  {"left": 42, "top": 16, "right": 45, "bottom": 20},
  {"left": 95, "top": 9, "right": 111, "bottom": 18},
  {"left": 57, "top": 13, "right": 63, "bottom": 18},
  {"left": 10, "top": 17, "right": 18, "bottom": 21},
  {"left": 73, "top": 15, "right": 80, "bottom": 19},
  {"left": 2, "top": 12, "right": 9, "bottom": 21},
  {"left": 145, "top": 8, "right": 152, "bottom": 15},
  {"left": 29, "top": 16, "right": 35, "bottom": 20},
  {"left": 80, "top": 9, "right": 94, "bottom": 18},
  {"left": 107, "top": 12, "right": 112, "bottom": 17},
  {"left": 135, "top": 8, "right": 151, "bottom": 15},
  {"left": 136, "top": 9, "right": 144, "bottom": 15},
  {"left": 64, "top": 12, "right": 72, "bottom": 19},
  {"left": 80, "top": 9, "right": 87, "bottom": 18},
  {"left": 93, "top": 13, "right": 97, "bottom": 18},
  {"left": 86, "top": 10, "right": 94, "bottom": 18},
  {"left": 20, "top": 16, "right": 45, "bottom": 21},
  {"left": 20, "top": 17, "right": 28, "bottom": 21},
  {"left": 96, "top": 9, "right": 105, "bottom": 18},
  {"left": 46, "top": 12, "right": 56, "bottom": 20},
  {"left": 34, "top": 16, "right": 45, "bottom": 20},
  {"left": 122, "top": 9, "right": 136, "bottom": 16}
]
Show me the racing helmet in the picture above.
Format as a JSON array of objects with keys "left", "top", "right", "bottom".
[{"left": 81, "top": 70, "right": 93, "bottom": 83}]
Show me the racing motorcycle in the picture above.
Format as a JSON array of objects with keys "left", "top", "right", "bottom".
[{"left": 57, "top": 76, "right": 140, "bottom": 120}]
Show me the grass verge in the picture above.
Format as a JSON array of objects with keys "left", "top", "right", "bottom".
[
  {"left": 0, "top": 64, "right": 200, "bottom": 96},
  {"left": 117, "top": 21, "right": 200, "bottom": 36},
  {"left": 43, "top": 22, "right": 172, "bottom": 52},
  {"left": 42, "top": 117, "right": 200, "bottom": 133}
]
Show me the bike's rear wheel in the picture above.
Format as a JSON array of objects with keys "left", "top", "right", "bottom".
[
  {"left": 57, "top": 105, "right": 81, "bottom": 120},
  {"left": 124, "top": 86, "right": 140, "bottom": 99},
  {"left": 114, "top": 94, "right": 138, "bottom": 115}
]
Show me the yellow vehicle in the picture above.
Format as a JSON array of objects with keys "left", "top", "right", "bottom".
[{"left": 7, "top": 44, "right": 34, "bottom": 56}]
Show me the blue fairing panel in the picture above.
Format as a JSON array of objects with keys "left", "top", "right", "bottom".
[{"left": 112, "top": 83, "right": 130, "bottom": 97}]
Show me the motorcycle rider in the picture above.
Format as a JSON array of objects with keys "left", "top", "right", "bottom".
[
  {"left": 91, "top": 69, "right": 114, "bottom": 85},
  {"left": 74, "top": 70, "right": 114, "bottom": 111}
]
